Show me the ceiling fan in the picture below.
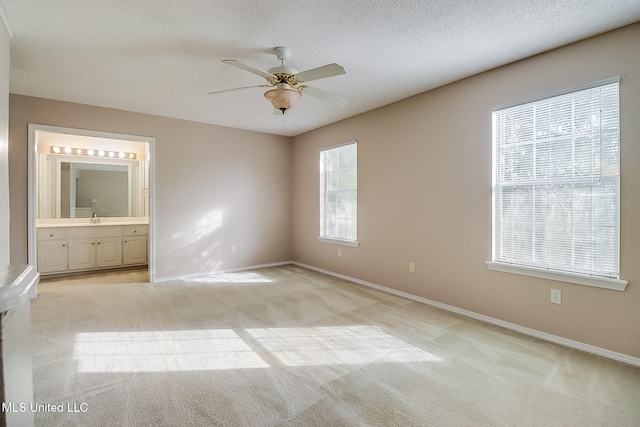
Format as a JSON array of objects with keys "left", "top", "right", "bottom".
[{"left": 209, "top": 47, "right": 348, "bottom": 114}]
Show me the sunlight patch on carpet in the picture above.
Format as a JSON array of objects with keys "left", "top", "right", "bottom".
[
  {"left": 74, "top": 326, "right": 440, "bottom": 373},
  {"left": 185, "top": 271, "right": 274, "bottom": 284},
  {"left": 74, "top": 329, "right": 269, "bottom": 373},
  {"left": 246, "top": 325, "right": 442, "bottom": 366}
]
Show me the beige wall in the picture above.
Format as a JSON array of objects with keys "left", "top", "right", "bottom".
[
  {"left": 9, "top": 95, "right": 292, "bottom": 280},
  {"left": 291, "top": 23, "right": 640, "bottom": 358}
]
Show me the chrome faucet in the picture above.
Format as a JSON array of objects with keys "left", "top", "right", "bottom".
[{"left": 90, "top": 213, "right": 101, "bottom": 224}]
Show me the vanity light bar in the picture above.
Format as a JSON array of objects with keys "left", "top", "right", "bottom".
[{"left": 50, "top": 146, "right": 137, "bottom": 160}]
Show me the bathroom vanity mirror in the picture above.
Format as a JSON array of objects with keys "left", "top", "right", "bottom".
[{"left": 38, "top": 154, "right": 146, "bottom": 219}]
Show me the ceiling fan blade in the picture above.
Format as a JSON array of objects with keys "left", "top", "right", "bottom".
[
  {"left": 208, "top": 85, "right": 270, "bottom": 95},
  {"left": 294, "top": 63, "right": 345, "bottom": 83},
  {"left": 222, "top": 59, "right": 275, "bottom": 80},
  {"left": 301, "top": 86, "right": 349, "bottom": 107}
]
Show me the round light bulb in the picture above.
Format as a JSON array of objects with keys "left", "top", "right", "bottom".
[
  {"left": 88, "top": 149, "right": 95, "bottom": 156},
  {"left": 64, "top": 147, "right": 72, "bottom": 154},
  {"left": 108, "top": 151, "right": 115, "bottom": 158},
  {"left": 118, "top": 152, "right": 125, "bottom": 158},
  {"left": 52, "top": 146, "right": 61, "bottom": 154},
  {"left": 98, "top": 150, "right": 105, "bottom": 157}
]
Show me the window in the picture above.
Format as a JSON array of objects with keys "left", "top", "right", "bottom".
[
  {"left": 319, "top": 141, "right": 358, "bottom": 246},
  {"left": 488, "top": 79, "right": 626, "bottom": 290}
]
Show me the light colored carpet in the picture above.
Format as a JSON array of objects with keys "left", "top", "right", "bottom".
[{"left": 31, "top": 265, "right": 640, "bottom": 426}]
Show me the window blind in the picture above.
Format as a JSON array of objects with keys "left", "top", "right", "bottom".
[{"left": 492, "top": 81, "right": 620, "bottom": 278}]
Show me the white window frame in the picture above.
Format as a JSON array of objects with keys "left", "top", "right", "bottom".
[
  {"left": 318, "top": 140, "right": 359, "bottom": 247},
  {"left": 486, "top": 78, "right": 627, "bottom": 291}
]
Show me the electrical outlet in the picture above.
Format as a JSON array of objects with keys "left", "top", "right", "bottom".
[
  {"left": 409, "top": 262, "right": 415, "bottom": 273},
  {"left": 231, "top": 245, "right": 236, "bottom": 253},
  {"left": 338, "top": 249, "right": 342, "bottom": 257},
  {"left": 551, "top": 289, "right": 562, "bottom": 304}
]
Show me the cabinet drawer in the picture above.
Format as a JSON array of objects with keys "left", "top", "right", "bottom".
[
  {"left": 123, "top": 225, "right": 148, "bottom": 236},
  {"left": 37, "top": 228, "right": 68, "bottom": 240}
]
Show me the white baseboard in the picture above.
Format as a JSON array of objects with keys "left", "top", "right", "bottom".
[
  {"left": 153, "top": 261, "right": 293, "bottom": 284},
  {"left": 292, "top": 262, "right": 640, "bottom": 368}
]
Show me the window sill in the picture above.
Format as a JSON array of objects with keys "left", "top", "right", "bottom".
[
  {"left": 485, "top": 261, "right": 627, "bottom": 291},
  {"left": 317, "top": 237, "right": 360, "bottom": 247}
]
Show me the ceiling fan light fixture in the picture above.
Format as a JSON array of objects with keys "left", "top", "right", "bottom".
[
  {"left": 214, "top": 47, "right": 347, "bottom": 114},
  {"left": 264, "top": 87, "right": 302, "bottom": 113}
]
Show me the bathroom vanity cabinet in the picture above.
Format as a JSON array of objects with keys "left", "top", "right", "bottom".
[{"left": 37, "top": 223, "right": 148, "bottom": 275}]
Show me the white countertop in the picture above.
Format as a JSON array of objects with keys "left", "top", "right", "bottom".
[
  {"left": 0, "top": 265, "right": 39, "bottom": 312},
  {"left": 37, "top": 217, "right": 149, "bottom": 228}
]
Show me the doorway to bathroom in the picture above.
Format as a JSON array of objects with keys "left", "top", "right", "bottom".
[{"left": 28, "top": 124, "right": 156, "bottom": 283}]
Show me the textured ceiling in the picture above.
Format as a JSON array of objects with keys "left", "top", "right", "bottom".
[{"left": 1, "top": 1, "right": 639, "bottom": 137}]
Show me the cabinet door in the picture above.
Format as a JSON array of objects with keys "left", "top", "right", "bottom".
[
  {"left": 123, "top": 236, "right": 148, "bottom": 265},
  {"left": 37, "top": 240, "right": 68, "bottom": 273},
  {"left": 68, "top": 238, "right": 97, "bottom": 271},
  {"left": 96, "top": 237, "right": 122, "bottom": 268}
]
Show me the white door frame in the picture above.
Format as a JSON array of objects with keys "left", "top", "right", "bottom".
[{"left": 27, "top": 124, "right": 156, "bottom": 283}]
